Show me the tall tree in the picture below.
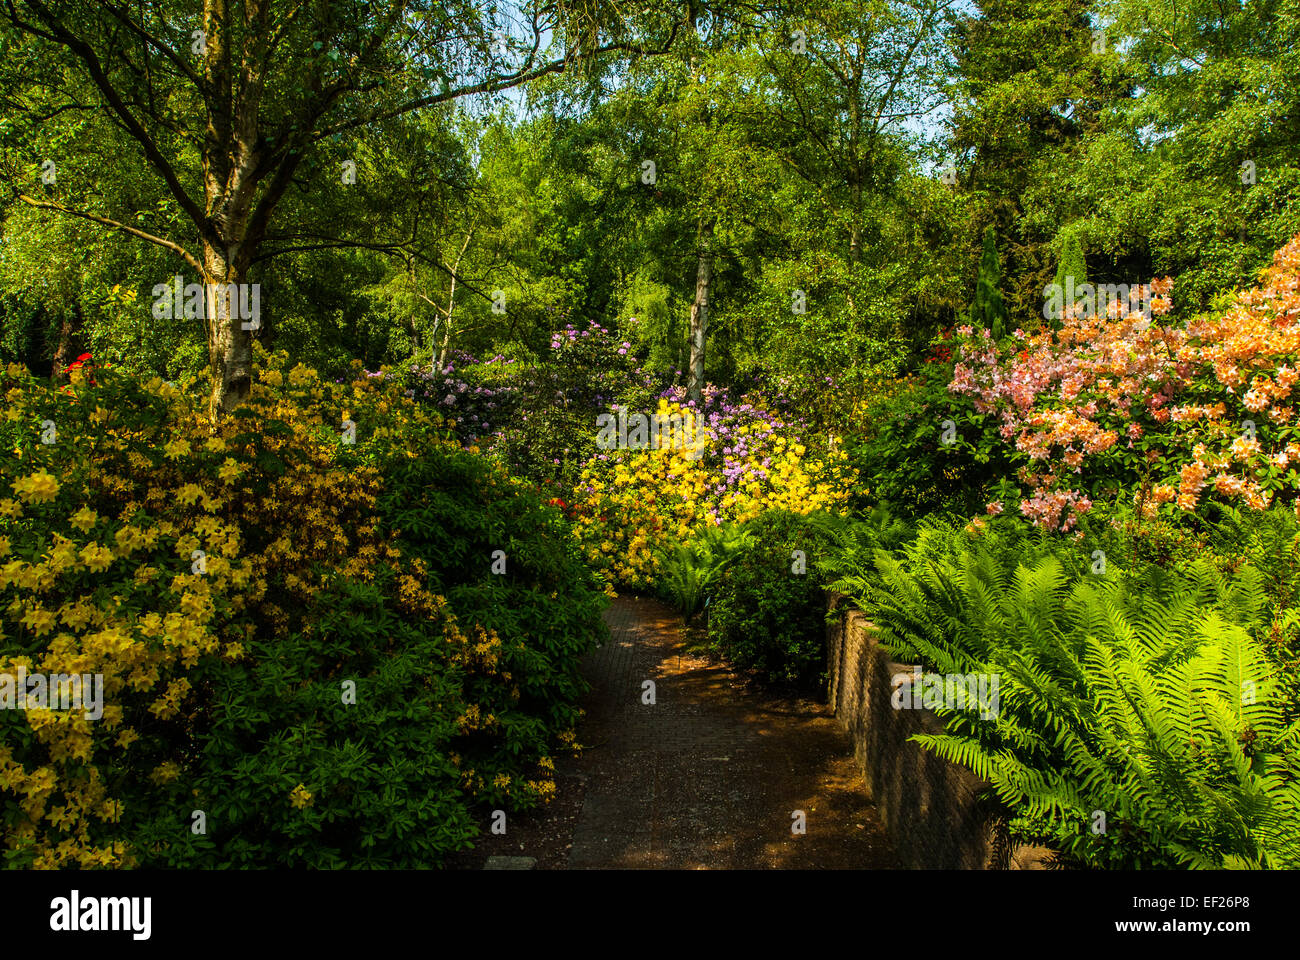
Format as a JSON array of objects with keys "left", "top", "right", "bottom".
[
  {"left": 946, "top": 0, "right": 1111, "bottom": 322},
  {"left": 761, "top": 0, "right": 956, "bottom": 266},
  {"left": 1053, "top": 231, "right": 1087, "bottom": 301},
  {"left": 1029, "top": 0, "right": 1300, "bottom": 307},
  {"left": 1, "top": 0, "right": 692, "bottom": 416}
]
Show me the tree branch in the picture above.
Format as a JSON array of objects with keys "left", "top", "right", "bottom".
[
  {"left": 18, "top": 0, "right": 212, "bottom": 240},
  {"left": 310, "top": 23, "right": 682, "bottom": 143},
  {"left": 14, "top": 191, "right": 203, "bottom": 272},
  {"left": 103, "top": 3, "right": 207, "bottom": 91}
]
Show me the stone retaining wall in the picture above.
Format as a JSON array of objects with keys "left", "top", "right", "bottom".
[{"left": 826, "top": 594, "right": 1050, "bottom": 870}]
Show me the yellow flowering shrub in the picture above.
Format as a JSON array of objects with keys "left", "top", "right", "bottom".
[
  {"left": 1, "top": 347, "right": 605, "bottom": 868},
  {"left": 570, "top": 398, "right": 856, "bottom": 588}
]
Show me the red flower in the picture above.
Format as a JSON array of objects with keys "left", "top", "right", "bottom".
[{"left": 62, "top": 352, "right": 99, "bottom": 388}]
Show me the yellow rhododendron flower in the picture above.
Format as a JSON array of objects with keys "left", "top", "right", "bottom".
[
  {"left": 78, "top": 543, "right": 115, "bottom": 574},
  {"left": 176, "top": 483, "right": 204, "bottom": 506},
  {"left": 162, "top": 438, "right": 191, "bottom": 460},
  {"left": 12, "top": 471, "right": 59, "bottom": 503},
  {"left": 20, "top": 607, "right": 57, "bottom": 636},
  {"left": 289, "top": 784, "right": 314, "bottom": 809},
  {"left": 149, "top": 762, "right": 181, "bottom": 785}
]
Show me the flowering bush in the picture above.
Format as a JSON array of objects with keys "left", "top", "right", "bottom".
[
  {"left": 947, "top": 233, "right": 1300, "bottom": 530},
  {"left": 408, "top": 320, "right": 659, "bottom": 492},
  {"left": 406, "top": 350, "right": 520, "bottom": 443},
  {"left": 60, "top": 352, "right": 98, "bottom": 386},
  {"left": 571, "top": 392, "right": 857, "bottom": 588},
  {"left": 397, "top": 319, "right": 857, "bottom": 591},
  {"left": 0, "top": 348, "right": 604, "bottom": 867}
]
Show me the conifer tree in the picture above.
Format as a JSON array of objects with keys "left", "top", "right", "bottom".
[
  {"left": 1054, "top": 232, "right": 1088, "bottom": 304},
  {"left": 969, "top": 225, "right": 1009, "bottom": 339}
]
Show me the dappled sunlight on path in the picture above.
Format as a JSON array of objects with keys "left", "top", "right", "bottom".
[{"left": 560, "top": 596, "right": 897, "bottom": 869}]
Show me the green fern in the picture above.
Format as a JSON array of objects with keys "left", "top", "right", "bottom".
[
  {"left": 840, "top": 528, "right": 1300, "bottom": 869},
  {"left": 657, "top": 523, "right": 755, "bottom": 617}
]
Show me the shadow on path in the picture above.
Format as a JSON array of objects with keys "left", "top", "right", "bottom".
[{"left": 456, "top": 595, "right": 899, "bottom": 869}]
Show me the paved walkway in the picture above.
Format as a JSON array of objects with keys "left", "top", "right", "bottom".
[{"left": 559, "top": 596, "right": 897, "bottom": 868}]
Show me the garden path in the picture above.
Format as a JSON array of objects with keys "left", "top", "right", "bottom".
[{"left": 461, "top": 595, "right": 899, "bottom": 869}]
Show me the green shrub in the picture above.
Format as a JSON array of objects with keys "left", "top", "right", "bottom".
[
  {"left": 137, "top": 567, "right": 477, "bottom": 868},
  {"left": 843, "top": 360, "right": 1008, "bottom": 519},
  {"left": 378, "top": 444, "right": 609, "bottom": 797},
  {"left": 706, "top": 511, "right": 840, "bottom": 689},
  {"left": 0, "top": 351, "right": 604, "bottom": 868},
  {"left": 968, "top": 225, "right": 1009, "bottom": 341}
]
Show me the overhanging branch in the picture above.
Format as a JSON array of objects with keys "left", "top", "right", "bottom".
[{"left": 14, "top": 191, "right": 203, "bottom": 272}]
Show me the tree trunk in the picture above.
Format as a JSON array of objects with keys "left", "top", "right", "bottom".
[
  {"left": 436, "top": 264, "right": 457, "bottom": 365},
  {"left": 847, "top": 171, "right": 861, "bottom": 313},
  {"left": 435, "top": 224, "right": 475, "bottom": 364},
  {"left": 406, "top": 259, "right": 421, "bottom": 354},
  {"left": 849, "top": 86, "right": 863, "bottom": 266},
  {"left": 686, "top": 219, "right": 715, "bottom": 404},
  {"left": 50, "top": 304, "right": 82, "bottom": 381},
  {"left": 204, "top": 243, "right": 255, "bottom": 420},
  {"left": 439, "top": 323, "right": 453, "bottom": 365},
  {"left": 849, "top": 172, "right": 862, "bottom": 264}
]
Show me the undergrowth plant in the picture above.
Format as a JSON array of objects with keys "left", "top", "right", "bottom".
[{"left": 656, "top": 523, "right": 755, "bottom": 618}]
